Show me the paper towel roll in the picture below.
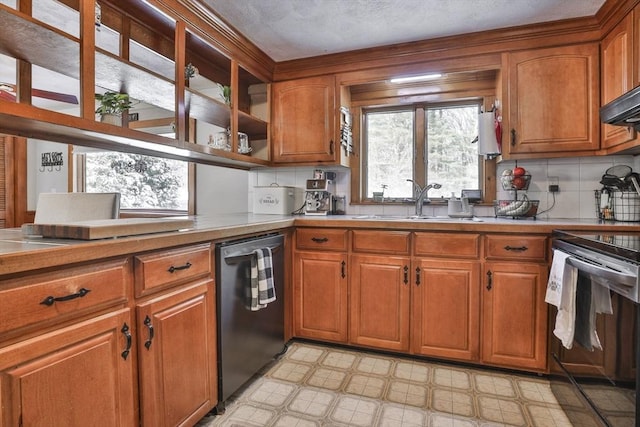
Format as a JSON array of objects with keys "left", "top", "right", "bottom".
[{"left": 478, "top": 112, "right": 500, "bottom": 156}]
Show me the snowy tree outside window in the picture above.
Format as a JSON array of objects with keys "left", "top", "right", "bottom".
[
  {"left": 84, "top": 152, "right": 188, "bottom": 211},
  {"left": 365, "top": 104, "right": 479, "bottom": 200}
]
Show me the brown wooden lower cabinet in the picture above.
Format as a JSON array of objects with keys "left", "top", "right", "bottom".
[
  {"left": 0, "top": 309, "right": 136, "bottom": 427},
  {"left": 136, "top": 280, "right": 217, "bottom": 427},
  {"left": 412, "top": 258, "right": 481, "bottom": 361},
  {"left": 293, "top": 228, "right": 550, "bottom": 374},
  {"left": 0, "top": 243, "right": 218, "bottom": 427},
  {"left": 349, "top": 254, "right": 411, "bottom": 351},
  {"left": 482, "top": 262, "right": 548, "bottom": 370},
  {"left": 348, "top": 255, "right": 481, "bottom": 361},
  {"left": 293, "top": 250, "right": 348, "bottom": 342}
]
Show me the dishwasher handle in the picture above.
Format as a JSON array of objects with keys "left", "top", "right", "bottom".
[
  {"left": 566, "top": 256, "right": 636, "bottom": 287},
  {"left": 224, "top": 245, "right": 282, "bottom": 265}
]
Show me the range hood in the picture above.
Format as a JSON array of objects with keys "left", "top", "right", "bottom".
[{"left": 600, "top": 85, "right": 640, "bottom": 130}]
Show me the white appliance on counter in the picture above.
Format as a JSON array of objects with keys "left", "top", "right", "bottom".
[{"left": 253, "top": 185, "right": 297, "bottom": 215}]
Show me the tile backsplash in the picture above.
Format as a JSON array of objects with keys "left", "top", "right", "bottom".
[
  {"left": 497, "top": 155, "right": 639, "bottom": 219},
  {"left": 248, "top": 155, "right": 639, "bottom": 219},
  {"left": 248, "top": 167, "right": 351, "bottom": 214}
]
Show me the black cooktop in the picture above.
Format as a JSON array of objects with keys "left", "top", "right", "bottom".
[{"left": 553, "top": 230, "right": 640, "bottom": 263}]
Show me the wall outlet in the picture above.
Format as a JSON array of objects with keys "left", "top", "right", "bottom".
[{"left": 548, "top": 176, "right": 559, "bottom": 193}]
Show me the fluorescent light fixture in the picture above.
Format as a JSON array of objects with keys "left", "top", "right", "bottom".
[{"left": 390, "top": 73, "right": 443, "bottom": 83}]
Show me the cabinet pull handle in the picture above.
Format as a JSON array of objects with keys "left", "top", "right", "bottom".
[
  {"left": 329, "top": 139, "right": 334, "bottom": 155},
  {"left": 341, "top": 260, "right": 346, "bottom": 278},
  {"left": 143, "top": 315, "right": 154, "bottom": 350},
  {"left": 486, "top": 270, "right": 493, "bottom": 291},
  {"left": 40, "top": 287, "right": 91, "bottom": 306},
  {"left": 504, "top": 245, "right": 528, "bottom": 252},
  {"left": 415, "top": 267, "right": 421, "bottom": 286},
  {"left": 510, "top": 128, "right": 516, "bottom": 146},
  {"left": 121, "top": 323, "right": 132, "bottom": 360},
  {"left": 311, "top": 237, "right": 329, "bottom": 243},
  {"left": 403, "top": 265, "right": 409, "bottom": 284},
  {"left": 168, "top": 262, "right": 192, "bottom": 273}
]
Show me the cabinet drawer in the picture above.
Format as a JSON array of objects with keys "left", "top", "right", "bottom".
[
  {"left": 414, "top": 232, "right": 480, "bottom": 258},
  {"left": 352, "top": 230, "right": 410, "bottom": 254},
  {"left": 296, "top": 228, "right": 348, "bottom": 251},
  {"left": 134, "top": 244, "right": 212, "bottom": 296},
  {"left": 0, "top": 258, "right": 129, "bottom": 338},
  {"left": 485, "top": 235, "right": 548, "bottom": 262}
]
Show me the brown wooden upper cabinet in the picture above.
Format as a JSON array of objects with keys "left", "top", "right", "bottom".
[
  {"left": 601, "top": 13, "right": 636, "bottom": 150},
  {"left": 271, "top": 75, "right": 349, "bottom": 165},
  {"left": 503, "top": 43, "right": 600, "bottom": 157}
]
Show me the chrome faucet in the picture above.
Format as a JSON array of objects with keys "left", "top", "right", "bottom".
[{"left": 407, "top": 179, "right": 442, "bottom": 216}]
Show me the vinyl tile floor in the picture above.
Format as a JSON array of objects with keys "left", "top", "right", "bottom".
[{"left": 196, "top": 341, "right": 613, "bottom": 427}]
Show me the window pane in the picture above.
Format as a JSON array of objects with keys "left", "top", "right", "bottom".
[
  {"left": 85, "top": 152, "right": 188, "bottom": 210},
  {"left": 366, "top": 110, "right": 414, "bottom": 198},
  {"left": 427, "top": 106, "right": 479, "bottom": 199}
]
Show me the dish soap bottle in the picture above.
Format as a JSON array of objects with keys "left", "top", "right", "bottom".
[{"left": 448, "top": 192, "right": 462, "bottom": 216}]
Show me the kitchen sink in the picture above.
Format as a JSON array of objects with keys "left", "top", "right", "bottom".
[
  {"left": 351, "top": 215, "right": 480, "bottom": 222},
  {"left": 352, "top": 215, "right": 410, "bottom": 220}
]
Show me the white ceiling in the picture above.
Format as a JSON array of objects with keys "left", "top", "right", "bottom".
[{"left": 201, "top": 0, "right": 606, "bottom": 62}]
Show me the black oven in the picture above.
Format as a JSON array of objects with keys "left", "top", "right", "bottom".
[{"left": 550, "top": 231, "right": 639, "bottom": 426}]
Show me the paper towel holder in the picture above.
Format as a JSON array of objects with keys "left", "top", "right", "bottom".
[{"left": 477, "top": 110, "right": 501, "bottom": 158}]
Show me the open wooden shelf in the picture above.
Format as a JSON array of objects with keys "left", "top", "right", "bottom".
[
  {"left": 185, "top": 88, "right": 230, "bottom": 128},
  {"left": 238, "top": 110, "right": 268, "bottom": 140},
  {"left": 0, "top": 2, "right": 272, "bottom": 168},
  {"left": 0, "top": 6, "right": 80, "bottom": 80},
  {"left": 0, "top": 101, "right": 269, "bottom": 169},
  {"left": 96, "top": 50, "right": 175, "bottom": 113},
  {"left": 186, "top": 140, "right": 269, "bottom": 165}
]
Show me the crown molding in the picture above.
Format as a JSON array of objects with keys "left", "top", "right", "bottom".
[
  {"left": 157, "top": 0, "right": 275, "bottom": 81},
  {"left": 273, "top": 16, "right": 602, "bottom": 81}
]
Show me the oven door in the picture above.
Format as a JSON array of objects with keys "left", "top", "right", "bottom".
[{"left": 548, "top": 248, "right": 638, "bottom": 426}]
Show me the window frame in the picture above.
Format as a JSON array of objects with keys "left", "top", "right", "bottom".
[
  {"left": 74, "top": 151, "right": 194, "bottom": 216},
  {"left": 359, "top": 99, "right": 491, "bottom": 204}
]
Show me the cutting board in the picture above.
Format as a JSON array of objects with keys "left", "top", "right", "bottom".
[{"left": 22, "top": 217, "right": 195, "bottom": 240}]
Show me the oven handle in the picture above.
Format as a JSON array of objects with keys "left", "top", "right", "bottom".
[
  {"left": 566, "top": 256, "right": 636, "bottom": 287},
  {"left": 224, "top": 245, "right": 281, "bottom": 264}
]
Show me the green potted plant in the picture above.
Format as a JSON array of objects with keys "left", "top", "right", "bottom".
[
  {"left": 216, "top": 83, "right": 231, "bottom": 106},
  {"left": 95, "top": 91, "right": 133, "bottom": 126}
]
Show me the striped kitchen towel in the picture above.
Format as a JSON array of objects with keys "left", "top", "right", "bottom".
[{"left": 250, "top": 247, "right": 276, "bottom": 310}]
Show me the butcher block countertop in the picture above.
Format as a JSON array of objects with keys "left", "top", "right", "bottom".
[{"left": 0, "top": 213, "right": 637, "bottom": 276}]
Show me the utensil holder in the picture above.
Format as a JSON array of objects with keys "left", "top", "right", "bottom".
[{"left": 612, "top": 190, "right": 640, "bottom": 222}]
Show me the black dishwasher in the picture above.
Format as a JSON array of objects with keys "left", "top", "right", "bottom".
[{"left": 214, "top": 233, "right": 286, "bottom": 412}]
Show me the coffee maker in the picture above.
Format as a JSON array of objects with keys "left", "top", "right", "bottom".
[{"left": 305, "top": 172, "right": 335, "bottom": 215}]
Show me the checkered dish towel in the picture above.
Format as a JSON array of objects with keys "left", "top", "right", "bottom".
[{"left": 250, "top": 247, "right": 276, "bottom": 311}]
